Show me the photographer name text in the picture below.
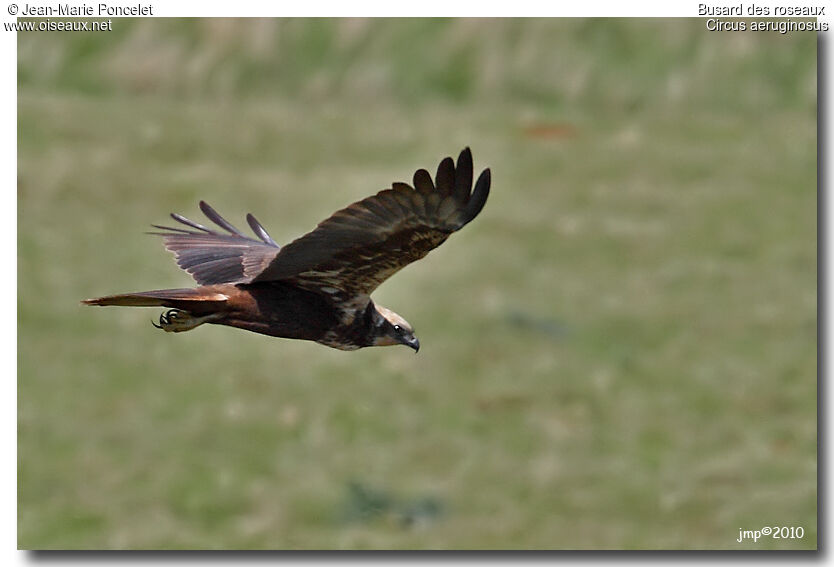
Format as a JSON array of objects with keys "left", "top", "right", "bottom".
[{"left": 19, "top": 2, "right": 152, "bottom": 16}]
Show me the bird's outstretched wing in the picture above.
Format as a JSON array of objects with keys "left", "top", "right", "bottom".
[
  {"left": 152, "top": 148, "right": 490, "bottom": 296},
  {"left": 150, "top": 201, "right": 280, "bottom": 285},
  {"left": 252, "top": 147, "right": 490, "bottom": 299}
]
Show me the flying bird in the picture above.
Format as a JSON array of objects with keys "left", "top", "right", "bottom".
[{"left": 83, "top": 148, "right": 491, "bottom": 352}]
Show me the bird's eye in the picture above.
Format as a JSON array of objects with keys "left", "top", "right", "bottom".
[{"left": 393, "top": 325, "right": 403, "bottom": 334}]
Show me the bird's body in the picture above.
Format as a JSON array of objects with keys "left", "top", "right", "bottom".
[{"left": 83, "top": 148, "right": 491, "bottom": 352}]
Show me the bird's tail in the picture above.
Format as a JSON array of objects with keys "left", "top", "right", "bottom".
[{"left": 82, "top": 288, "right": 229, "bottom": 312}]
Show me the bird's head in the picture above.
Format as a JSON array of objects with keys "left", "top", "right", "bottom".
[{"left": 371, "top": 305, "right": 420, "bottom": 352}]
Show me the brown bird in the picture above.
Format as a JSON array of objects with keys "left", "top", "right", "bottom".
[{"left": 83, "top": 148, "right": 491, "bottom": 352}]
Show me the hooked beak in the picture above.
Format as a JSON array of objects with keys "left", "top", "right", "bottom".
[{"left": 403, "top": 335, "right": 420, "bottom": 353}]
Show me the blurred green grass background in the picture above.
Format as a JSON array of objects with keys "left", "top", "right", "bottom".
[{"left": 18, "top": 19, "right": 817, "bottom": 549}]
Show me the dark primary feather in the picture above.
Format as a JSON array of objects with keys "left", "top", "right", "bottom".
[{"left": 252, "top": 147, "right": 491, "bottom": 298}]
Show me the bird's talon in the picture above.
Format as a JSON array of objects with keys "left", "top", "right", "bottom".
[
  {"left": 150, "top": 309, "right": 211, "bottom": 333},
  {"left": 153, "top": 309, "right": 182, "bottom": 330}
]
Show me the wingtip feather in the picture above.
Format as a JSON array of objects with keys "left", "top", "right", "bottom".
[
  {"left": 435, "top": 157, "right": 455, "bottom": 194},
  {"left": 460, "top": 168, "right": 490, "bottom": 226},
  {"left": 453, "top": 147, "right": 474, "bottom": 201},
  {"left": 199, "top": 201, "right": 246, "bottom": 236},
  {"left": 413, "top": 169, "right": 435, "bottom": 194},
  {"left": 246, "top": 213, "right": 280, "bottom": 247}
]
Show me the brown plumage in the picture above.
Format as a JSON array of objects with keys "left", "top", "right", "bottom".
[{"left": 83, "top": 148, "right": 491, "bottom": 352}]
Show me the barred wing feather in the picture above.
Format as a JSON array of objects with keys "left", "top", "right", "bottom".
[{"left": 150, "top": 201, "right": 280, "bottom": 285}]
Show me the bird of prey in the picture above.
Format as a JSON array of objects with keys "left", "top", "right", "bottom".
[{"left": 83, "top": 148, "right": 491, "bottom": 352}]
